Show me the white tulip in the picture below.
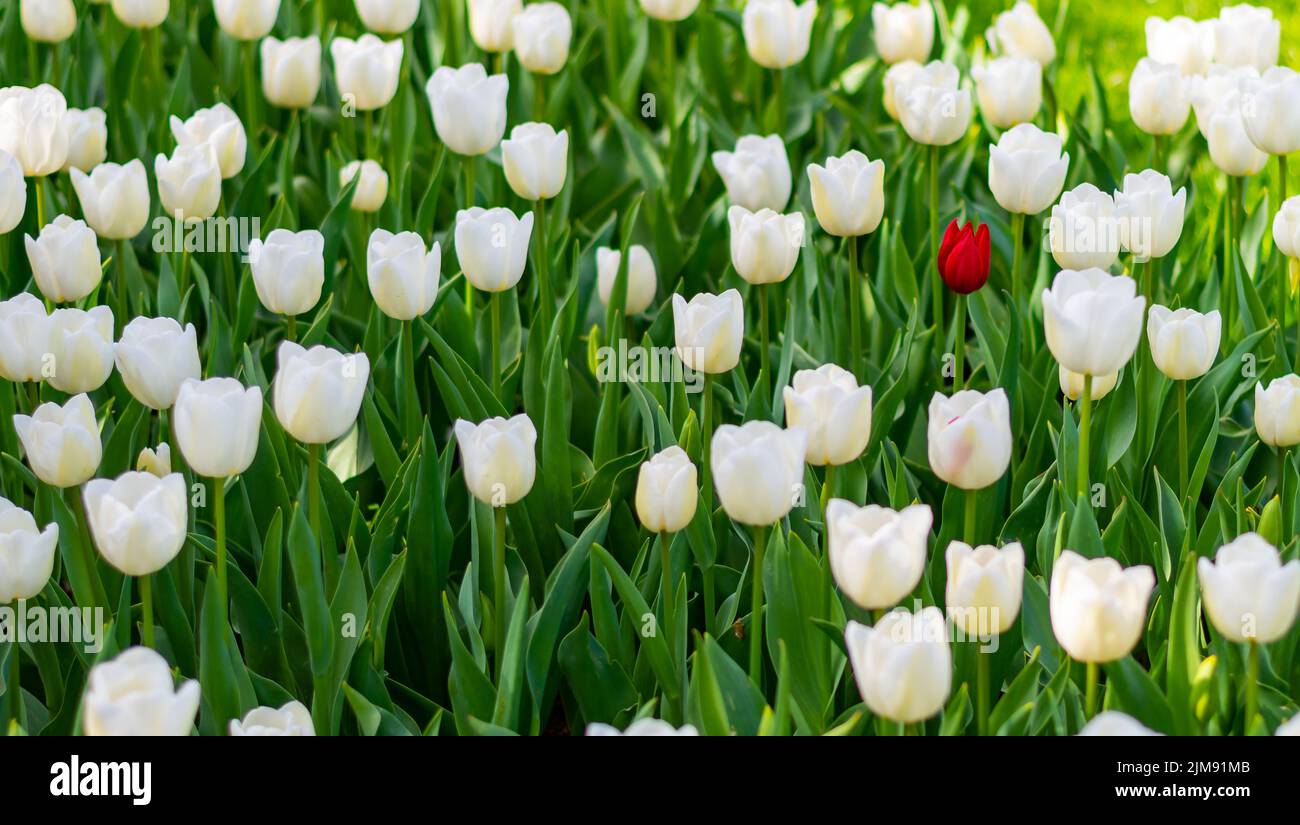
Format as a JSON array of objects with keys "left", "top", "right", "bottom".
[
  {"left": 971, "top": 56, "right": 1041, "bottom": 129},
  {"left": 354, "top": 0, "right": 420, "bottom": 34},
  {"left": 70, "top": 159, "right": 151, "bottom": 240},
  {"left": 1144, "top": 16, "right": 1214, "bottom": 76},
  {"left": 710, "top": 422, "right": 806, "bottom": 526},
  {"left": 0, "top": 294, "right": 49, "bottom": 383},
  {"left": 1042, "top": 268, "right": 1146, "bottom": 377},
  {"left": 13, "top": 394, "right": 102, "bottom": 489},
  {"left": 454, "top": 414, "right": 537, "bottom": 507},
  {"left": 174, "top": 378, "right": 263, "bottom": 478},
  {"left": 261, "top": 36, "right": 322, "bottom": 109},
  {"left": 0, "top": 151, "right": 25, "bottom": 234},
  {"left": 21, "top": 0, "right": 76, "bottom": 43},
  {"left": 1058, "top": 367, "right": 1118, "bottom": 403},
  {"left": 927, "top": 388, "right": 1012, "bottom": 490},
  {"left": 502, "top": 122, "right": 568, "bottom": 201},
  {"left": 946, "top": 541, "right": 1024, "bottom": 636},
  {"left": 1128, "top": 59, "right": 1190, "bottom": 137},
  {"left": 871, "top": 2, "right": 933, "bottom": 65},
  {"left": 638, "top": 0, "right": 698, "bottom": 22},
  {"left": 1254, "top": 375, "right": 1300, "bottom": 448},
  {"left": 845, "top": 608, "right": 951, "bottom": 723},
  {"left": 467, "top": 0, "right": 521, "bottom": 53},
  {"left": 512, "top": 3, "right": 571, "bottom": 75},
  {"left": 155, "top": 145, "right": 222, "bottom": 221},
  {"left": 1114, "top": 169, "right": 1187, "bottom": 260},
  {"left": 213, "top": 0, "right": 280, "bottom": 40},
  {"left": 425, "top": 63, "right": 509, "bottom": 157},
  {"left": 273, "top": 342, "right": 370, "bottom": 445},
  {"left": 1078, "top": 711, "right": 1162, "bottom": 736},
  {"left": 1203, "top": 91, "right": 1269, "bottom": 178},
  {"left": 454, "top": 207, "right": 533, "bottom": 293},
  {"left": 711, "top": 134, "right": 791, "bottom": 213},
  {"left": 111, "top": 0, "right": 169, "bottom": 29},
  {"left": 806, "top": 150, "right": 886, "bottom": 237},
  {"left": 1048, "top": 183, "right": 1120, "bottom": 271},
  {"left": 330, "top": 34, "right": 403, "bottom": 111},
  {"left": 782, "top": 364, "right": 872, "bottom": 466},
  {"left": 114, "top": 317, "right": 202, "bottom": 410},
  {"left": 0, "top": 497, "right": 59, "bottom": 603},
  {"left": 46, "top": 306, "right": 115, "bottom": 395},
  {"left": 25, "top": 215, "right": 103, "bottom": 304},
  {"left": 62, "top": 108, "right": 108, "bottom": 173},
  {"left": 727, "top": 206, "right": 803, "bottom": 285},
  {"left": 596, "top": 246, "right": 657, "bottom": 316},
  {"left": 827, "top": 500, "right": 930, "bottom": 610},
  {"left": 1189, "top": 65, "right": 1258, "bottom": 139},
  {"left": 586, "top": 719, "right": 699, "bottom": 735},
  {"left": 339, "top": 160, "right": 388, "bottom": 213},
  {"left": 137, "top": 442, "right": 172, "bottom": 477},
  {"left": 0, "top": 84, "right": 69, "bottom": 177},
  {"left": 1240, "top": 68, "right": 1300, "bottom": 157},
  {"left": 230, "top": 701, "right": 315, "bottom": 736},
  {"left": 742, "top": 0, "right": 816, "bottom": 69},
  {"left": 1198, "top": 533, "right": 1300, "bottom": 644},
  {"left": 171, "top": 103, "right": 247, "bottom": 179},
  {"left": 882, "top": 60, "right": 922, "bottom": 121},
  {"left": 672, "top": 290, "right": 744, "bottom": 374},
  {"left": 247, "top": 229, "right": 325, "bottom": 317},
  {"left": 1275, "top": 196, "right": 1300, "bottom": 258},
  {"left": 895, "top": 60, "right": 973, "bottom": 146},
  {"left": 1050, "top": 550, "right": 1155, "bottom": 664},
  {"left": 84, "top": 471, "right": 188, "bottom": 576},
  {"left": 1277, "top": 714, "right": 1300, "bottom": 736},
  {"left": 83, "top": 647, "right": 200, "bottom": 736},
  {"left": 988, "top": 123, "right": 1069, "bottom": 215},
  {"left": 635, "top": 446, "right": 698, "bottom": 534},
  {"left": 367, "top": 229, "right": 440, "bottom": 321},
  {"left": 1146, "top": 306, "right": 1221, "bottom": 381},
  {"left": 986, "top": 1, "right": 1055, "bottom": 66},
  {"left": 1213, "top": 4, "right": 1279, "bottom": 73}
]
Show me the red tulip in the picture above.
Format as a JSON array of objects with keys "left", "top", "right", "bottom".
[{"left": 937, "top": 219, "right": 991, "bottom": 295}]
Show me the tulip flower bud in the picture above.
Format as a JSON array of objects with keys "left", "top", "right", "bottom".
[
  {"left": 155, "top": 145, "right": 222, "bottom": 221},
  {"left": 70, "top": 159, "right": 151, "bottom": 240},
  {"left": 0, "top": 84, "right": 69, "bottom": 177},
  {"left": 1145, "top": 16, "right": 1214, "bottom": 76},
  {"left": 1213, "top": 4, "right": 1279, "bottom": 73},
  {"left": 21, "top": 0, "right": 76, "bottom": 43},
  {"left": 937, "top": 219, "right": 990, "bottom": 294},
  {"left": 711, "top": 422, "right": 806, "bottom": 526},
  {"left": 1277, "top": 715, "right": 1300, "bottom": 736},
  {"left": 502, "top": 122, "right": 568, "bottom": 201},
  {"left": 137, "top": 442, "right": 172, "bottom": 477},
  {"left": 895, "top": 60, "right": 973, "bottom": 147},
  {"left": 454, "top": 414, "right": 538, "bottom": 507},
  {"left": 0, "top": 294, "right": 49, "bottom": 383},
  {"left": 1114, "top": 169, "right": 1187, "bottom": 260},
  {"left": 174, "top": 378, "right": 264, "bottom": 478},
  {"left": 1042, "top": 268, "right": 1146, "bottom": 377},
  {"left": 871, "top": 2, "right": 933, "bottom": 65},
  {"left": 596, "top": 246, "right": 657, "bottom": 316},
  {"left": 986, "top": 1, "right": 1054, "bottom": 66},
  {"left": 340, "top": 159, "right": 389, "bottom": 213},
  {"left": 742, "top": 0, "right": 816, "bottom": 69},
  {"left": 971, "top": 56, "right": 1041, "bottom": 129},
  {"left": 367, "top": 229, "right": 441, "bottom": 321},
  {"left": 1078, "top": 711, "right": 1162, "bottom": 736},
  {"left": 806, "top": 150, "right": 885, "bottom": 238},
  {"left": 1048, "top": 183, "right": 1120, "bottom": 271},
  {"left": 946, "top": 541, "right": 1024, "bottom": 636},
  {"left": 25, "top": 215, "right": 103, "bottom": 304},
  {"left": 672, "top": 289, "right": 744, "bottom": 374},
  {"left": 1189, "top": 65, "right": 1258, "bottom": 138},
  {"left": 84, "top": 471, "right": 188, "bottom": 576},
  {"left": 1129, "top": 59, "right": 1190, "bottom": 137},
  {"left": 727, "top": 206, "right": 803, "bottom": 285},
  {"left": 171, "top": 103, "right": 247, "bottom": 180},
  {"left": 111, "top": 0, "right": 169, "bottom": 29},
  {"left": 586, "top": 720, "right": 699, "bottom": 735},
  {"left": 989, "top": 123, "right": 1069, "bottom": 215},
  {"left": 454, "top": 207, "right": 533, "bottom": 293},
  {"left": 1198, "top": 533, "right": 1300, "bottom": 644},
  {"left": 83, "top": 647, "right": 200, "bottom": 736},
  {"left": 230, "top": 701, "right": 315, "bottom": 736},
  {"left": 1050, "top": 550, "right": 1155, "bottom": 663},
  {"left": 882, "top": 60, "right": 922, "bottom": 120},
  {"left": 114, "top": 317, "right": 202, "bottom": 410},
  {"left": 928, "top": 388, "right": 1012, "bottom": 490},
  {"left": 273, "top": 342, "right": 370, "bottom": 445},
  {"left": 13, "top": 394, "right": 102, "bottom": 488},
  {"left": 0, "top": 151, "right": 25, "bottom": 234},
  {"left": 634, "top": 446, "right": 698, "bottom": 534},
  {"left": 425, "top": 63, "right": 509, "bottom": 157},
  {"left": 782, "top": 364, "right": 872, "bottom": 466},
  {"left": 827, "top": 500, "right": 931, "bottom": 609},
  {"left": 331, "top": 34, "right": 403, "bottom": 111},
  {"left": 261, "top": 36, "right": 322, "bottom": 109},
  {"left": 512, "top": 3, "right": 571, "bottom": 75},
  {"left": 845, "top": 608, "right": 951, "bottom": 723},
  {"left": 1255, "top": 375, "right": 1300, "bottom": 448},
  {"left": 213, "top": 0, "right": 280, "bottom": 41},
  {"left": 711, "top": 134, "right": 791, "bottom": 213},
  {"left": 355, "top": 0, "right": 420, "bottom": 34},
  {"left": 1240, "top": 68, "right": 1300, "bottom": 157},
  {"left": 1203, "top": 96, "right": 1268, "bottom": 178},
  {"left": 247, "top": 229, "right": 325, "bottom": 317},
  {"left": 1275, "top": 197, "right": 1300, "bottom": 259},
  {"left": 1058, "top": 367, "right": 1117, "bottom": 402},
  {"left": 46, "top": 306, "right": 115, "bottom": 394},
  {"left": 468, "top": 0, "right": 521, "bottom": 53},
  {"left": 0, "top": 497, "right": 58, "bottom": 603},
  {"left": 1146, "top": 305, "right": 1221, "bottom": 381},
  {"left": 62, "top": 108, "right": 108, "bottom": 173}
]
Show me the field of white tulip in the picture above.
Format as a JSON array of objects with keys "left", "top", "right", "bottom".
[{"left": 1, "top": 0, "right": 1300, "bottom": 744}]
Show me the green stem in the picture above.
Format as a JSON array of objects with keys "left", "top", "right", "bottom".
[
  {"left": 1085, "top": 660, "right": 1099, "bottom": 718},
  {"left": 660, "top": 21, "right": 675, "bottom": 133},
  {"left": 1178, "top": 380, "right": 1188, "bottom": 498},
  {"left": 1009, "top": 212, "right": 1025, "bottom": 314},
  {"left": 212, "top": 476, "right": 228, "bottom": 623},
  {"left": 464, "top": 157, "right": 476, "bottom": 320},
  {"left": 929, "top": 144, "right": 942, "bottom": 329},
  {"left": 847, "top": 236, "right": 863, "bottom": 382},
  {"left": 749, "top": 523, "right": 768, "bottom": 688},
  {"left": 953, "top": 294, "right": 966, "bottom": 391},
  {"left": 68, "top": 486, "right": 109, "bottom": 610},
  {"left": 489, "top": 290, "right": 501, "bottom": 401},
  {"left": 701, "top": 373, "right": 713, "bottom": 511},
  {"left": 758, "top": 284, "right": 770, "bottom": 406},
  {"left": 659, "top": 531, "right": 673, "bottom": 651},
  {"left": 533, "top": 73, "right": 546, "bottom": 121},
  {"left": 363, "top": 109, "right": 375, "bottom": 161},
  {"left": 35, "top": 178, "right": 45, "bottom": 229},
  {"left": 286, "top": 314, "right": 296, "bottom": 342},
  {"left": 965, "top": 488, "right": 977, "bottom": 545},
  {"left": 1141, "top": 256, "right": 1154, "bottom": 303},
  {"left": 977, "top": 646, "right": 990, "bottom": 736},
  {"left": 493, "top": 505, "right": 507, "bottom": 679},
  {"left": 770, "top": 68, "right": 784, "bottom": 134},
  {"left": 241, "top": 41, "right": 258, "bottom": 142},
  {"left": 308, "top": 443, "right": 322, "bottom": 550},
  {"left": 1244, "top": 640, "right": 1259, "bottom": 733},
  {"left": 535, "top": 199, "right": 551, "bottom": 333},
  {"left": 1077, "top": 373, "right": 1092, "bottom": 501},
  {"left": 1279, "top": 154, "right": 1289, "bottom": 355},
  {"left": 140, "top": 574, "right": 154, "bottom": 648},
  {"left": 1279, "top": 447, "right": 1290, "bottom": 551},
  {"left": 115, "top": 239, "right": 127, "bottom": 317},
  {"left": 1152, "top": 134, "right": 1164, "bottom": 172},
  {"left": 1223, "top": 177, "right": 1236, "bottom": 343},
  {"left": 5, "top": 600, "right": 19, "bottom": 731}
]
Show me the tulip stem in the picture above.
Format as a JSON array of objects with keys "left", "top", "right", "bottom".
[
  {"left": 1084, "top": 660, "right": 1099, "bottom": 719},
  {"left": 659, "top": 531, "right": 673, "bottom": 645},
  {"left": 535, "top": 199, "right": 552, "bottom": 334},
  {"left": 821, "top": 464, "right": 835, "bottom": 672},
  {"left": 1177, "top": 380, "right": 1189, "bottom": 499},
  {"left": 701, "top": 373, "right": 713, "bottom": 511},
  {"left": 965, "top": 488, "right": 977, "bottom": 545},
  {"left": 115, "top": 239, "right": 128, "bottom": 319},
  {"left": 241, "top": 41, "right": 259, "bottom": 142},
  {"left": 533, "top": 73, "right": 546, "bottom": 122},
  {"left": 1223, "top": 177, "right": 1236, "bottom": 344},
  {"left": 286, "top": 314, "right": 296, "bottom": 342},
  {"left": 749, "top": 523, "right": 767, "bottom": 689},
  {"left": 976, "top": 647, "right": 990, "bottom": 736},
  {"left": 770, "top": 68, "right": 784, "bottom": 135},
  {"left": 67, "top": 486, "right": 110, "bottom": 611},
  {"left": 212, "top": 476, "right": 228, "bottom": 623},
  {"left": 1009, "top": 211, "right": 1025, "bottom": 317},
  {"left": 5, "top": 600, "right": 20, "bottom": 731},
  {"left": 1279, "top": 154, "right": 1289, "bottom": 357},
  {"left": 493, "top": 505, "right": 507, "bottom": 680},
  {"left": 1244, "top": 639, "right": 1259, "bottom": 733},
  {"left": 1077, "top": 373, "right": 1092, "bottom": 502},
  {"left": 660, "top": 22, "right": 675, "bottom": 134},
  {"left": 929, "top": 144, "right": 942, "bottom": 329},
  {"left": 34, "top": 178, "right": 45, "bottom": 230},
  {"left": 140, "top": 574, "right": 154, "bottom": 648},
  {"left": 758, "top": 284, "right": 770, "bottom": 407},
  {"left": 847, "top": 237, "right": 863, "bottom": 382},
  {"left": 1279, "top": 447, "right": 1291, "bottom": 551},
  {"left": 953, "top": 294, "right": 966, "bottom": 391},
  {"left": 489, "top": 290, "right": 501, "bottom": 401},
  {"left": 308, "top": 443, "right": 322, "bottom": 551},
  {"left": 1151, "top": 134, "right": 1164, "bottom": 172},
  {"left": 464, "top": 157, "right": 476, "bottom": 321}
]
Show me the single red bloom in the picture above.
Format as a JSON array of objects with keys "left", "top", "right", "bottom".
[{"left": 937, "top": 219, "right": 991, "bottom": 295}]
